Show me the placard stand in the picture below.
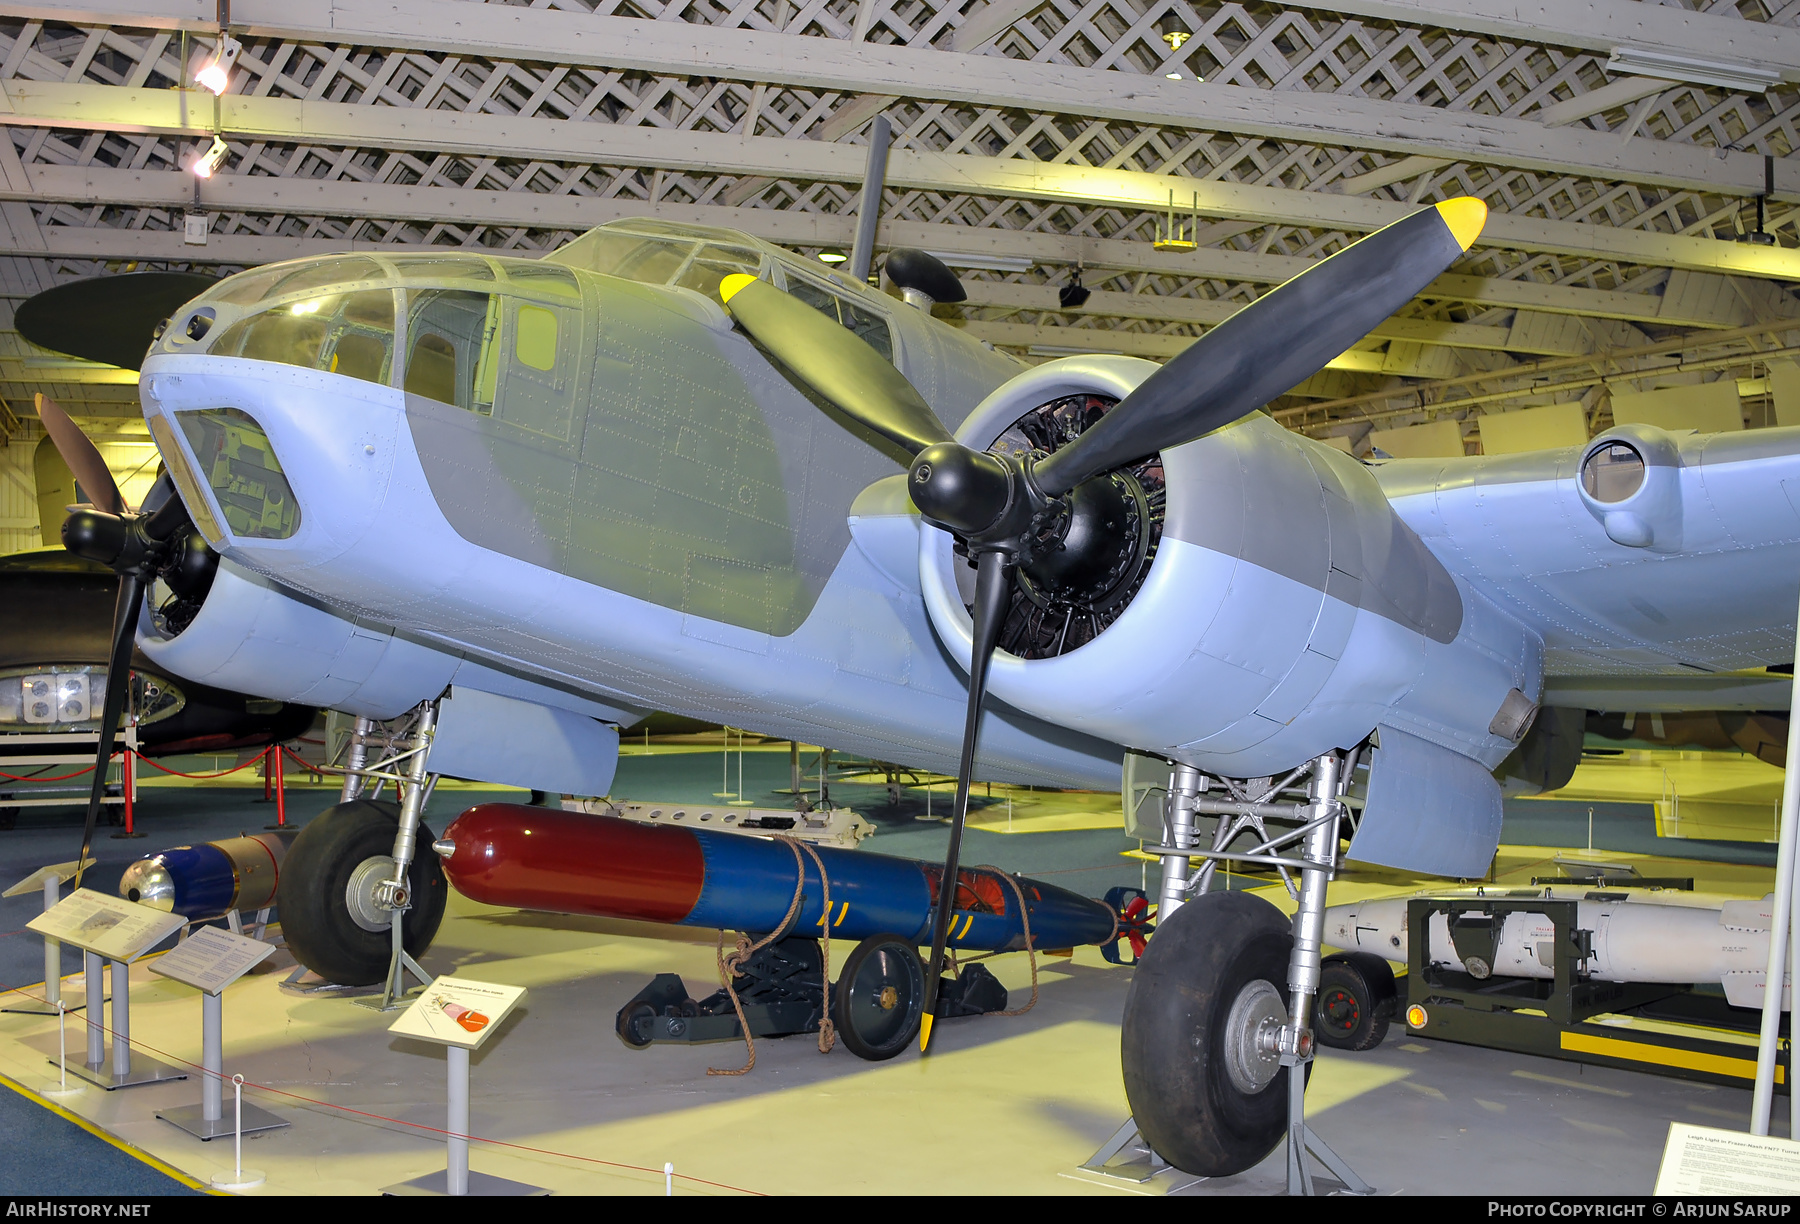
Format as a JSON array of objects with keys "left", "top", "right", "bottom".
[
  {"left": 2, "top": 860, "right": 95, "bottom": 1016},
  {"left": 28, "top": 889, "right": 188, "bottom": 1090},
  {"left": 152, "top": 927, "right": 287, "bottom": 1140},
  {"left": 381, "top": 976, "right": 544, "bottom": 1197}
]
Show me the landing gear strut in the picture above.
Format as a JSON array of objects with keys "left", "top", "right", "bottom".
[
  {"left": 278, "top": 702, "right": 445, "bottom": 1003},
  {"left": 1093, "top": 749, "right": 1373, "bottom": 1194}
]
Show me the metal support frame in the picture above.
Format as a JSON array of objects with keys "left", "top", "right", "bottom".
[
  {"left": 1084, "top": 748, "right": 1372, "bottom": 1195},
  {"left": 64, "top": 952, "right": 185, "bottom": 1090},
  {"left": 157, "top": 989, "right": 287, "bottom": 1140},
  {"left": 382, "top": 1043, "right": 547, "bottom": 1197}
]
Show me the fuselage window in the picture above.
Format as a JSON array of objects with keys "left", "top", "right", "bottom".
[
  {"left": 782, "top": 276, "right": 895, "bottom": 363},
  {"left": 405, "top": 290, "right": 502, "bottom": 414},
  {"left": 209, "top": 289, "right": 397, "bottom": 387},
  {"left": 515, "top": 305, "right": 558, "bottom": 372}
]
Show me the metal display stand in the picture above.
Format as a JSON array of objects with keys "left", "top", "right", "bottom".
[
  {"left": 381, "top": 976, "right": 543, "bottom": 1197},
  {"left": 152, "top": 926, "right": 288, "bottom": 1140},
  {"left": 28, "top": 889, "right": 188, "bottom": 1090},
  {"left": 2, "top": 859, "right": 94, "bottom": 1016}
]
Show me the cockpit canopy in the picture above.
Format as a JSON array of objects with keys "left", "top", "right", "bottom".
[{"left": 159, "top": 221, "right": 899, "bottom": 417}]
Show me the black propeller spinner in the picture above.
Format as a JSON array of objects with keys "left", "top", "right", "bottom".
[
  {"left": 36, "top": 393, "right": 217, "bottom": 886},
  {"left": 720, "top": 196, "right": 1486, "bottom": 1052}
]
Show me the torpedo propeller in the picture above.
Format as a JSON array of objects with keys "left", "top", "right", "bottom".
[
  {"left": 26, "top": 273, "right": 221, "bottom": 887},
  {"left": 720, "top": 197, "right": 1488, "bottom": 1051}
]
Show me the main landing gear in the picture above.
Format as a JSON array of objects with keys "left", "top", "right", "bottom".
[
  {"left": 1093, "top": 749, "right": 1374, "bottom": 1195},
  {"left": 278, "top": 704, "right": 445, "bottom": 1004}
]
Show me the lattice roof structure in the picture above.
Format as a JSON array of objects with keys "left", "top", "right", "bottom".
[{"left": 2, "top": 0, "right": 1800, "bottom": 462}]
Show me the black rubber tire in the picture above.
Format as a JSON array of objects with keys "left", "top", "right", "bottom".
[
  {"left": 278, "top": 799, "right": 446, "bottom": 986},
  {"left": 832, "top": 933, "right": 925, "bottom": 1061},
  {"left": 1314, "top": 952, "right": 1396, "bottom": 1052},
  {"left": 1121, "top": 889, "right": 1298, "bottom": 1177}
]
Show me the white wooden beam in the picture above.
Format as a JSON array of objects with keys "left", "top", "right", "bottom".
[
  {"left": 0, "top": 2, "right": 1791, "bottom": 201},
  {"left": 5, "top": 82, "right": 1797, "bottom": 285},
  {"left": 1287, "top": 1, "right": 1800, "bottom": 80},
  {"left": 5, "top": 163, "right": 1732, "bottom": 327}
]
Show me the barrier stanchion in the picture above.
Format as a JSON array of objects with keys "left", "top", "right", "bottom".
[{"left": 265, "top": 745, "right": 287, "bottom": 831}]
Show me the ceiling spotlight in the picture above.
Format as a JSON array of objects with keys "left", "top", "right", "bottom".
[
  {"left": 1059, "top": 267, "right": 1091, "bottom": 310},
  {"left": 1160, "top": 14, "right": 1191, "bottom": 53},
  {"left": 192, "top": 135, "right": 229, "bottom": 179},
  {"left": 195, "top": 34, "right": 242, "bottom": 96},
  {"left": 1166, "top": 72, "right": 1183, "bottom": 80},
  {"left": 817, "top": 248, "right": 848, "bottom": 264}
]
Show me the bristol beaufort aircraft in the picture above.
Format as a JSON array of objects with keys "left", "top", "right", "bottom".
[{"left": 38, "top": 194, "right": 1800, "bottom": 1180}]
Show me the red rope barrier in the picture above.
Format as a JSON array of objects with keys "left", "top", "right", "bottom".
[
  {"left": 0, "top": 978, "right": 765, "bottom": 1195},
  {"left": 0, "top": 765, "right": 96, "bottom": 782},
  {"left": 134, "top": 749, "right": 272, "bottom": 780}
]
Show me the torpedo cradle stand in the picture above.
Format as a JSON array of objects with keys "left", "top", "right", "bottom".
[
  {"left": 152, "top": 925, "right": 287, "bottom": 1140},
  {"left": 26, "top": 889, "right": 187, "bottom": 1090},
  {"left": 1091, "top": 750, "right": 1373, "bottom": 1196}
]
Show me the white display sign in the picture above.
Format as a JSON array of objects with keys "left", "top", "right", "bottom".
[
  {"left": 27, "top": 889, "right": 185, "bottom": 961},
  {"left": 389, "top": 977, "right": 525, "bottom": 1050},
  {"left": 149, "top": 926, "right": 275, "bottom": 995},
  {"left": 4, "top": 859, "right": 94, "bottom": 898},
  {"left": 1654, "top": 1122, "right": 1800, "bottom": 1196}
]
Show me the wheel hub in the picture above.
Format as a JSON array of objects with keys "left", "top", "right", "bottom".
[
  {"left": 1223, "top": 979, "right": 1287, "bottom": 1095},
  {"left": 346, "top": 855, "right": 399, "bottom": 932}
]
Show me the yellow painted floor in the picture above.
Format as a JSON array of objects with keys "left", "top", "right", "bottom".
[{"left": 1527, "top": 748, "right": 1783, "bottom": 843}]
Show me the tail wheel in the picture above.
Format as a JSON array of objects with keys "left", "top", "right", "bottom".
[
  {"left": 1121, "top": 889, "right": 1299, "bottom": 1176},
  {"left": 277, "top": 799, "right": 446, "bottom": 986},
  {"left": 832, "top": 933, "right": 925, "bottom": 1061},
  {"left": 1314, "top": 952, "right": 1396, "bottom": 1052}
]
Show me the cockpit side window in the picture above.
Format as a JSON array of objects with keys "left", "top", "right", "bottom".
[
  {"left": 209, "top": 289, "right": 397, "bottom": 386},
  {"left": 557, "top": 232, "right": 690, "bottom": 285},
  {"left": 781, "top": 275, "right": 895, "bottom": 363},
  {"left": 672, "top": 245, "right": 762, "bottom": 299},
  {"left": 405, "top": 290, "right": 502, "bottom": 414}
]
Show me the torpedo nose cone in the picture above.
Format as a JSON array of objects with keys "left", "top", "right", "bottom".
[{"left": 120, "top": 859, "right": 175, "bottom": 911}]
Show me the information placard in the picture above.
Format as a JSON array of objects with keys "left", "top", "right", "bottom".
[
  {"left": 26, "top": 889, "right": 185, "bottom": 962},
  {"left": 4, "top": 859, "right": 94, "bottom": 898},
  {"left": 148, "top": 926, "right": 275, "bottom": 994},
  {"left": 1654, "top": 1122, "right": 1800, "bottom": 1196},
  {"left": 389, "top": 977, "right": 525, "bottom": 1050}
]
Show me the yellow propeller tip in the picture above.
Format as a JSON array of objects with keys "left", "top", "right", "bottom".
[
  {"left": 918, "top": 1012, "right": 934, "bottom": 1053},
  {"left": 719, "top": 273, "right": 758, "bottom": 303},
  {"left": 1434, "top": 197, "right": 1487, "bottom": 252}
]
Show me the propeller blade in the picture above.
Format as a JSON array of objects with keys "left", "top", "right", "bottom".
[
  {"left": 1033, "top": 198, "right": 1487, "bottom": 496},
  {"left": 919, "top": 547, "right": 1013, "bottom": 1054},
  {"left": 73, "top": 570, "right": 143, "bottom": 888},
  {"left": 16, "top": 271, "right": 215, "bottom": 372},
  {"left": 719, "top": 274, "right": 953, "bottom": 461},
  {"left": 35, "top": 394, "right": 122, "bottom": 516}
]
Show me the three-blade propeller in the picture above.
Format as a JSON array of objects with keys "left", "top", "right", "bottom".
[
  {"left": 722, "top": 197, "right": 1487, "bottom": 1052},
  {"left": 25, "top": 271, "right": 220, "bottom": 884}
]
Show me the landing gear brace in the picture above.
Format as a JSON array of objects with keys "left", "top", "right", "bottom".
[{"left": 1086, "top": 749, "right": 1374, "bottom": 1196}]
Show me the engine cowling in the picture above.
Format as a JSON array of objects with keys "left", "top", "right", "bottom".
[{"left": 920, "top": 356, "right": 1540, "bottom": 777}]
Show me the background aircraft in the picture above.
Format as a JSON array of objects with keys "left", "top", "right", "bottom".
[{"left": 30, "top": 194, "right": 1800, "bottom": 1181}]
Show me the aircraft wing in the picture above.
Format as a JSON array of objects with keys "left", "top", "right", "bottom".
[{"left": 1373, "top": 425, "right": 1800, "bottom": 697}]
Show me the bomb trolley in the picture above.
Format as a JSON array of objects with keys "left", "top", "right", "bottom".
[{"left": 1401, "top": 894, "right": 1793, "bottom": 1092}]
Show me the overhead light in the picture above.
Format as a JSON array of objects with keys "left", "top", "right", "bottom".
[
  {"left": 817, "top": 248, "right": 848, "bottom": 264},
  {"left": 1159, "top": 16, "right": 1191, "bottom": 53},
  {"left": 1606, "top": 46, "right": 1781, "bottom": 93},
  {"left": 191, "top": 135, "right": 229, "bottom": 179},
  {"left": 1165, "top": 72, "right": 1183, "bottom": 80},
  {"left": 1058, "top": 268, "right": 1091, "bottom": 309},
  {"left": 924, "top": 251, "right": 1034, "bottom": 273},
  {"left": 195, "top": 34, "right": 242, "bottom": 96}
]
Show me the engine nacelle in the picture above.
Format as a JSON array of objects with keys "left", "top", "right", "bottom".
[
  {"left": 920, "top": 356, "right": 1542, "bottom": 778},
  {"left": 135, "top": 557, "right": 629, "bottom": 795}
]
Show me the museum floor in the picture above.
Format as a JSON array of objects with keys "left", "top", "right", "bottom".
[{"left": 0, "top": 740, "right": 1786, "bottom": 1197}]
